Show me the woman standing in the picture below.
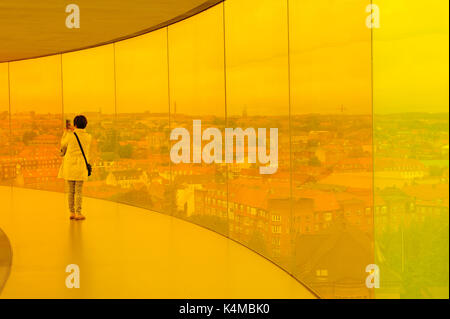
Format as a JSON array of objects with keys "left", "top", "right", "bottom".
[{"left": 58, "top": 115, "right": 92, "bottom": 220}]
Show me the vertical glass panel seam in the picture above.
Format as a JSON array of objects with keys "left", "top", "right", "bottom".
[
  {"left": 7, "top": 62, "right": 12, "bottom": 189},
  {"left": 222, "top": 0, "right": 230, "bottom": 239},
  {"left": 60, "top": 54, "right": 64, "bottom": 128},
  {"left": 370, "top": 0, "right": 376, "bottom": 298},
  {"left": 113, "top": 43, "right": 118, "bottom": 119},
  {"left": 286, "top": 0, "right": 295, "bottom": 277},
  {"left": 166, "top": 26, "right": 173, "bottom": 204}
]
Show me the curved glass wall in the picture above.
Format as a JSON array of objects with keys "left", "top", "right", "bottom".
[
  {"left": 0, "top": 0, "right": 447, "bottom": 299},
  {"left": 62, "top": 45, "right": 117, "bottom": 200},
  {"left": 168, "top": 4, "right": 228, "bottom": 234}
]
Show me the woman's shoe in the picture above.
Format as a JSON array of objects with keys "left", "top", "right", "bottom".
[
  {"left": 70, "top": 212, "right": 76, "bottom": 220},
  {"left": 75, "top": 214, "right": 86, "bottom": 220}
]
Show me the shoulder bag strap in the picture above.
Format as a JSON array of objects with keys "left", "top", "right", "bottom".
[{"left": 73, "top": 132, "right": 90, "bottom": 169}]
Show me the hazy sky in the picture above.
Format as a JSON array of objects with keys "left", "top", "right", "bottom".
[
  {"left": 0, "top": 0, "right": 447, "bottom": 116},
  {"left": 373, "top": 0, "right": 449, "bottom": 114}
]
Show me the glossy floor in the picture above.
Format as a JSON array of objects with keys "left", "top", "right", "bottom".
[{"left": 0, "top": 186, "right": 316, "bottom": 298}]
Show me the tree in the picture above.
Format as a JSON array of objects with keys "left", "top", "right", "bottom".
[
  {"left": 22, "top": 131, "right": 37, "bottom": 145},
  {"left": 308, "top": 155, "right": 321, "bottom": 167},
  {"left": 163, "top": 184, "right": 178, "bottom": 215}
]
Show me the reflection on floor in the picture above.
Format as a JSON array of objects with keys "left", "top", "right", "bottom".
[{"left": 0, "top": 186, "right": 316, "bottom": 298}]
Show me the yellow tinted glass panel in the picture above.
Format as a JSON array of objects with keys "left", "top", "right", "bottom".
[
  {"left": 113, "top": 28, "right": 171, "bottom": 214},
  {"left": 289, "top": 0, "right": 373, "bottom": 298},
  {"left": 225, "top": 0, "right": 291, "bottom": 270},
  {"left": 9, "top": 55, "right": 63, "bottom": 192},
  {"left": 168, "top": 5, "right": 227, "bottom": 237}
]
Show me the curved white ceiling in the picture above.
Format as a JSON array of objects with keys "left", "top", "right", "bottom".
[{"left": 0, "top": 0, "right": 222, "bottom": 62}]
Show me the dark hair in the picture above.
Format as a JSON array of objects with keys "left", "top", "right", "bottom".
[{"left": 73, "top": 115, "right": 88, "bottom": 129}]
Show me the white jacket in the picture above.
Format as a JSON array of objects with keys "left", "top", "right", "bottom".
[{"left": 58, "top": 129, "right": 92, "bottom": 181}]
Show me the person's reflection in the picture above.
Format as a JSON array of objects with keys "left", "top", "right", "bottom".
[
  {"left": 69, "top": 220, "right": 83, "bottom": 259},
  {"left": 66, "top": 221, "right": 86, "bottom": 297}
]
